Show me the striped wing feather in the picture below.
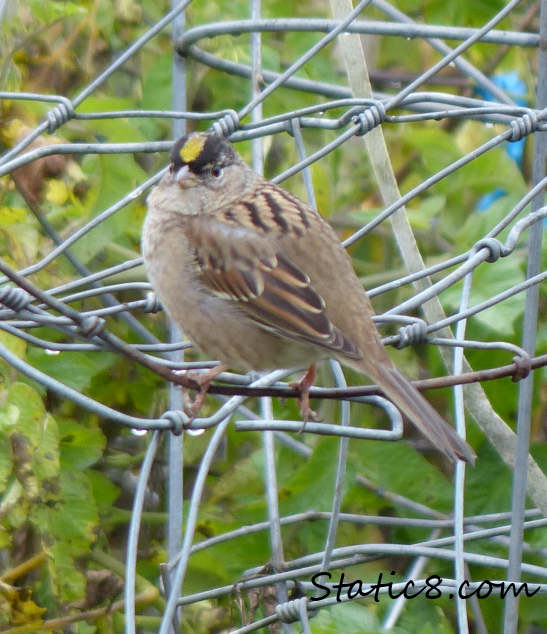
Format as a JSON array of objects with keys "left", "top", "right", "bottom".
[{"left": 183, "top": 213, "right": 361, "bottom": 360}]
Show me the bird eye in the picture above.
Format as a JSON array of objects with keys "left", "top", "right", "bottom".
[{"left": 211, "top": 166, "right": 223, "bottom": 178}]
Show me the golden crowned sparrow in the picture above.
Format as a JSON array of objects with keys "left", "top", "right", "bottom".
[{"left": 143, "top": 132, "right": 475, "bottom": 464}]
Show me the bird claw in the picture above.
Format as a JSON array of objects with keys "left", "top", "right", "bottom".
[
  {"left": 178, "top": 365, "right": 227, "bottom": 418},
  {"left": 290, "top": 363, "right": 322, "bottom": 431},
  {"left": 182, "top": 390, "right": 205, "bottom": 419}
]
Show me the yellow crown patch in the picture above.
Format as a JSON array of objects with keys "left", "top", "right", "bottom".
[{"left": 180, "top": 135, "right": 206, "bottom": 163}]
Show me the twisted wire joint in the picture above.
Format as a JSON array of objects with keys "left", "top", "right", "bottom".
[
  {"left": 472, "top": 237, "right": 505, "bottom": 263},
  {"left": 161, "top": 409, "right": 189, "bottom": 435},
  {"left": 46, "top": 100, "right": 75, "bottom": 133},
  {"left": 353, "top": 102, "right": 387, "bottom": 136},
  {"left": 211, "top": 110, "right": 240, "bottom": 137},
  {"left": 0, "top": 287, "right": 33, "bottom": 313},
  {"left": 78, "top": 315, "right": 106, "bottom": 338},
  {"left": 275, "top": 597, "right": 312, "bottom": 625},
  {"left": 396, "top": 320, "right": 429, "bottom": 349},
  {"left": 508, "top": 111, "right": 539, "bottom": 142},
  {"left": 512, "top": 353, "right": 532, "bottom": 382},
  {"left": 143, "top": 292, "right": 163, "bottom": 313}
]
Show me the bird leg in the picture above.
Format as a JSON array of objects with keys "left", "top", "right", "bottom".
[
  {"left": 179, "top": 364, "right": 228, "bottom": 418},
  {"left": 290, "top": 363, "right": 321, "bottom": 428}
]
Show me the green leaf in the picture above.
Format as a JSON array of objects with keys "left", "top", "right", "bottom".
[
  {"left": 77, "top": 96, "right": 146, "bottom": 143},
  {"left": 32, "top": 470, "right": 98, "bottom": 601},
  {"left": 141, "top": 53, "right": 172, "bottom": 111},
  {"left": 445, "top": 144, "right": 526, "bottom": 202},
  {"left": 27, "top": 349, "right": 117, "bottom": 392},
  {"left": 279, "top": 438, "right": 344, "bottom": 515},
  {"left": 187, "top": 524, "right": 271, "bottom": 591},
  {"left": 454, "top": 193, "right": 523, "bottom": 251},
  {"left": 406, "top": 195, "right": 447, "bottom": 230},
  {"left": 464, "top": 442, "right": 512, "bottom": 515},
  {"left": 398, "top": 602, "right": 455, "bottom": 634},
  {"left": 309, "top": 601, "right": 385, "bottom": 633},
  {"left": 73, "top": 153, "right": 147, "bottom": 263},
  {"left": 87, "top": 469, "right": 121, "bottom": 512},
  {"left": 59, "top": 420, "right": 106, "bottom": 470},
  {"left": 209, "top": 447, "right": 265, "bottom": 505},
  {"left": 402, "top": 126, "right": 461, "bottom": 178},
  {"left": 29, "top": 0, "right": 86, "bottom": 21},
  {"left": 349, "top": 437, "right": 453, "bottom": 513},
  {"left": 0, "top": 206, "right": 27, "bottom": 224},
  {"left": 2, "top": 382, "right": 46, "bottom": 433},
  {"left": 440, "top": 256, "right": 525, "bottom": 336},
  {"left": 1, "top": 383, "right": 59, "bottom": 484},
  {"left": 0, "top": 330, "right": 27, "bottom": 361},
  {"left": 424, "top": 0, "right": 508, "bottom": 27},
  {"left": 0, "top": 209, "right": 41, "bottom": 268},
  {"left": 0, "top": 431, "right": 13, "bottom": 490}
]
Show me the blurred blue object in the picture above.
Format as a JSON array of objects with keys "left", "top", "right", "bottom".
[
  {"left": 476, "top": 188, "right": 508, "bottom": 211},
  {"left": 475, "top": 72, "right": 528, "bottom": 212}
]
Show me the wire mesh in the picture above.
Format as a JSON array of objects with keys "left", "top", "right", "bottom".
[{"left": 1, "top": 0, "right": 547, "bottom": 632}]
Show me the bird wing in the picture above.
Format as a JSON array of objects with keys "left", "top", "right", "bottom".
[{"left": 183, "top": 213, "right": 362, "bottom": 360}]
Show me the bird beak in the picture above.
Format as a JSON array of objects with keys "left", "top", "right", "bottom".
[{"left": 175, "top": 164, "right": 197, "bottom": 189}]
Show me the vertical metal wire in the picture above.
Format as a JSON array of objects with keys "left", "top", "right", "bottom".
[
  {"left": 453, "top": 273, "right": 473, "bottom": 633},
  {"left": 125, "top": 430, "right": 161, "bottom": 634},
  {"left": 290, "top": 118, "right": 317, "bottom": 210},
  {"left": 166, "top": 5, "right": 187, "bottom": 631},
  {"left": 159, "top": 416, "right": 233, "bottom": 634},
  {"left": 382, "top": 530, "right": 441, "bottom": 629},
  {"left": 261, "top": 398, "right": 292, "bottom": 633},
  {"left": 320, "top": 360, "right": 350, "bottom": 572},
  {"left": 250, "top": 2, "right": 292, "bottom": 628},
  {"left": 158, "top": 370, "right": 289, "bottom": 633},
  {"left": 237, "top": 0, "right": 375, "bottom": 123},
  {"left": 250, "top": 0, "right": 263, "bottom": 176},
  {"left": 503, "top": 0, "right": 547, "bottom": 630}
]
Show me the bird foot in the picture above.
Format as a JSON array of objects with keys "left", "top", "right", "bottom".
[
  {"left": 289, "top": 363, "right": 322, "bottom": 431},
  {"left": 179, "top": 365, "right": 227, "bottom": 418}
]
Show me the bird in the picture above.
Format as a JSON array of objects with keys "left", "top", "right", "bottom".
[{"left": 142, "top": 131, "right": 475, "bottom": 465}]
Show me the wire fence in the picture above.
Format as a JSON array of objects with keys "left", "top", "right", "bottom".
[{"left": 1, "top": 0, "right": 547, "bottom": 632}]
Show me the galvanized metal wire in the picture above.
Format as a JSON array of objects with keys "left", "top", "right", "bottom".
[{"left": 1, "top": 0, "right": 547, "bottom": 632}]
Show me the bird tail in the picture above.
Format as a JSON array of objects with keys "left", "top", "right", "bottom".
[{"left": 367, "top": 363, "right": 475, "bottom": 465}]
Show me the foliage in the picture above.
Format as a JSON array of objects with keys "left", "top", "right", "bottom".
[{"left": 1, "top": 0, "right": 546, "bottom": 632}]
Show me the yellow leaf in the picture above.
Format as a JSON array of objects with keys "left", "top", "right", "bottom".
[
  {"left": 12, "top": 591, "right": 46, "bottom": 626},
  {"left": 0, "top": 207, "right": 27, "bottom": 225},
  {"left": 311, "top": 162, "right": 332, "bottom": 217},
  {"left": 0, "top": 584, "right": 46, "bottom": 626},
  {"left": 45, "top": 179, "right": 69, "bottom": 205},
  {"left": 0, "top": 331, "right": 27, "bottom": 360},
  {"left": 0, "top": 119, "right": 24, "bottom": 145}
]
